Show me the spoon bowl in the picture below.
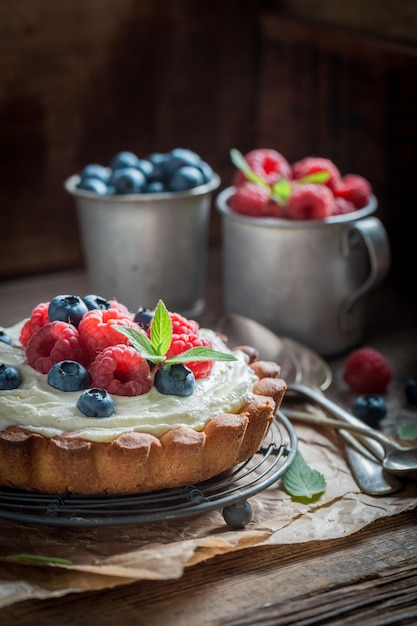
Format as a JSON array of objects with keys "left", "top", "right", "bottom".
[{"left": 287, "top": 383, "right": 417, "bottom": 477}]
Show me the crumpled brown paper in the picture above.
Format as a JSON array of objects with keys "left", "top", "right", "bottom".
[{"left": 0, "top": 409, "right": 416, "bottom": 608}]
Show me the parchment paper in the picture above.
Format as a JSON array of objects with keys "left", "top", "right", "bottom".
[{"left": 0, "top": 408, "right": 416, "bottom": 608}]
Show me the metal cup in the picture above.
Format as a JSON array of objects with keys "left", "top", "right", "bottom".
[
  {"left": 65, "top": 173, "right": 220, "bottom": 316},
  {"left": 216, "top": 187, "right": 390, "bottom": 357}
]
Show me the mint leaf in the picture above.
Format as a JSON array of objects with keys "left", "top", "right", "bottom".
[
  {"left": 282, "top": 451, "right": 326, "bottom": 502},
  {"left": 115, "top": 299, "right": 237, "bottom": 367},
  {"left": 271, "top": 178, "right": 292, "bottom": 204},
  {"left": 165, "top": 347, "right": 237, "bottom": 364},
  {"left": 150, "top": 300, "right": 173, "bottom": 355},
  {"left": 115, "top": 326, "right": 162, "bottom": 362},
  {"left": 230, "top": 148, "right": 270, "bottom": 189},
  {"left": 8, "top": 554, "right": 72, "bottom": 566},
  {"left": 298, "top": 171, "right": 331, "bottom": 184},
  {"left": 397, "top": 421, "right": 417, "bottom": 440}
]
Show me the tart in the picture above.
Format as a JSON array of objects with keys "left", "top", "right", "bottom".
[{"left": 0, "top": 297, "right": 286, "bottom": 495}]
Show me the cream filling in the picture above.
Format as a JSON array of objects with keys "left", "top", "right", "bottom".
[{"left": 0, "top": 323, "right": 258, "bottom": 442}]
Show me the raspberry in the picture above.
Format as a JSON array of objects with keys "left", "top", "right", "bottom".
[
  {"left": 291, "top": 157, "right": 342, "bottom": 192},
  {"left": 343, "top": 347, "right": 392, "bottom": 393},
  {"left": 108, "top": 299, "right": 131, "bottom": 316},
  {"left": 332, "top": 197, "right": 356, "bottom": 216},
  {"left": 334, "top": 174, "right": 372, "bottom": 209},
  {"left": 78, "top": 308, "right": 142, "bottom": 357},
  {"left": 229, "top": 182, "right": 272, "bottom": 217},
  {"left": 169, "top": 312, "right": 199, "bottom": 336},
  {"left": 90, "top": 344, "right": 152, "bottom": 396},
  {"left": 286, "top": 183, "right": 334, "bottom": 220},
  {"left": 233, "top": 149, "right": 291, "bottom": 187},
  {"left": 19, "top": 302, "right": 50, "bottom": 347},
  {"left": 26, "top": 322, "right": 88, "bottom": 374},
  {"left": 166, "top": 333, "right": 214, "bottom": 379}
]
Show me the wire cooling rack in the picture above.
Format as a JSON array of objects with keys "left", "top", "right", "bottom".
[{"left": 0, "top": 411, "right": 297, "bottom": 529}]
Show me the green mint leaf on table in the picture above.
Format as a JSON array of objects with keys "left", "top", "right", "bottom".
[
  {"left": 282, "top": 451, "right": 326, "bottom": 503},
  {"left": 116, "top": 300, "right": 237, "bottom": 366},
  {"left": 7, "top": 554, "right": 72, "bottom": 566},
  {"left": 397, "top": 421, "right": 417, "bottom": 440},
  {"left": 230, "top": 148, "right": 270, "bottom": 189}
]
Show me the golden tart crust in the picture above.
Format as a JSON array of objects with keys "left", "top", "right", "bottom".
[{"left": 0, "top": 361, "right": 286, "bottom": 495}]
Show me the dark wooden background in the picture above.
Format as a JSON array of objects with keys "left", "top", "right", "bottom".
[{"left": 1, "top": 0, "right": 416, "bottom": 307}]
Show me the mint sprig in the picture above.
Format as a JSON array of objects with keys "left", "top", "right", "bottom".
[
  {"left": 116, "top": 300, "right": 237, "bottom": 366},
  {"left": 282, "top": 451, "right": 326, "bottom": 502}
]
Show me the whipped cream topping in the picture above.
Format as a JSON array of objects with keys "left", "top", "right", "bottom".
[{"left": 0, "top": 323, "right": 258, "bottom": 442}]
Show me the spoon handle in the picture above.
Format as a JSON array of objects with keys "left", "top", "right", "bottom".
[{"left": 287, "top": 383, "right": 393, "bottom": 461}]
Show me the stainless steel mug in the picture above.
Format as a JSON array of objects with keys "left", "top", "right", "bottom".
[
  {"left": 216, "top": 187, "right": 390, "bottom": 357},
  {"left": 65, "top": 174, "right": 220, "bottom": 316}
]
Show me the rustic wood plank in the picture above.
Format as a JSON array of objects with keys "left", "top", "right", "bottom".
[{"left": 0, "top": 510, "right": 416, "bottom": 625}]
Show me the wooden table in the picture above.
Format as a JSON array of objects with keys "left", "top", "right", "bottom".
[{"left": 0, "top": 255, "right": 417, "bottom": 626}]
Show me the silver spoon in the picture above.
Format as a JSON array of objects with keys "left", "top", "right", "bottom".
[
  {"left": 287, "top": 383, "right": 417, "bottom": 477},
  {"left": 216, "top": 314, "right": 406, "bottom": 491},
  {"left": 284, "top": 407, "right": 403, "bottom": 495}
]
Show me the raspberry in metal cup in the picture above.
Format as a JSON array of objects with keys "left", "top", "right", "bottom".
[{"left": 216, "top": 187, "right": 390, "bottom": 358}]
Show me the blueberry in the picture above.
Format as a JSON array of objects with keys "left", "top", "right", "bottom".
[
  {"left": 405, "top": 377, "right": 417, "bottom": 405},
  {"left": 351, "top": 394, "right": 387, "bottom": 428},
  {"left": 144, "top": 181, "right": 166, "bottom": 193},
  {"left": 197, "top": 161, "right": 214, "bottom": 183},
  {"left": 146, "top": 152, "right": 169, "bottom": 181},
  {"left": 79, "top": 164, "right": 110, "bottom": 184},
  {"left": 164, "top": 148, "right": 202, "bottom": 178},
  {"left": 77, "top": 177, "right": 108, "bottom": 195},
  {"left": 223, "top": 501, "right": 253, "bottom": 529},
  {"left": 83, "top": 294, "right": 111, "bottom": 311},
  {"left": 47, "top": 360, "right": 91, "bottom": 392},
  {"left": 0, "top": 330, "right": 12, "bottom": 346},
  {"left": 77, "top": 388, "right": 115, "bottom": 417},
  {"left": 0, "top": 363, "right": 22, "bottom": 390},
  {"left": 154, "top": 364, "right": 195, "bottom": 396},
  {"left": 110, "top": 167, "right": 146, "bottom": 194},
  {"left": 135, "top": 159, "right": 154, "bottom": 181},
  {"left": 110, "top": 151, "right": 140, "bottom": 171},
  {"left": 48, "top": 295, "right": 88, "bottom": 327},
  {"left": 168, "top": 166, "right": 205, "bottom": 192},
  {"left": 133, "top": 307, "right": 154, "bottom": 331}
]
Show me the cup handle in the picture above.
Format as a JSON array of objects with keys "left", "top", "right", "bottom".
[{"left": 339, "top": 217, "right": 391, "bottom": 332}]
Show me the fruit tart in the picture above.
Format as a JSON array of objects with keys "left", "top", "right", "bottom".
[{"left": 0, "top": 297, "right": 286, "bottom": 494}]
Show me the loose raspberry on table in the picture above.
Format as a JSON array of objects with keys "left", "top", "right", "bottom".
[
  {"left": 166, "top": 333, "right": 214, "bottom": 379},
  {"left": 343, "top": 347, "right": 392, "bottom": 393},
  {"left": 26, "top": 321, "right": 89, "bottom": 374},
  {"left": 291, "top": 156, "right": 342, "bottom": 192},
  {"left": 229, "top": 182, "right": 272, "bottom": 217},
  {"left": 78, "top": 307, "right": 143, "bottom": 357},
  {"left": 20, "top": 302, "right": 50, "bottom": 347},
  {"left": 233, "top": 148, "right": 291, "bottom": 187},
  {"left": 334, "top": 174, "right": 372, "bottom": 209},
  {"left": 90, "top": 344, "right": 152, "bottom": 396},
  {"left": 286, "top": 183, "right": 334, "bottom": 220}
]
